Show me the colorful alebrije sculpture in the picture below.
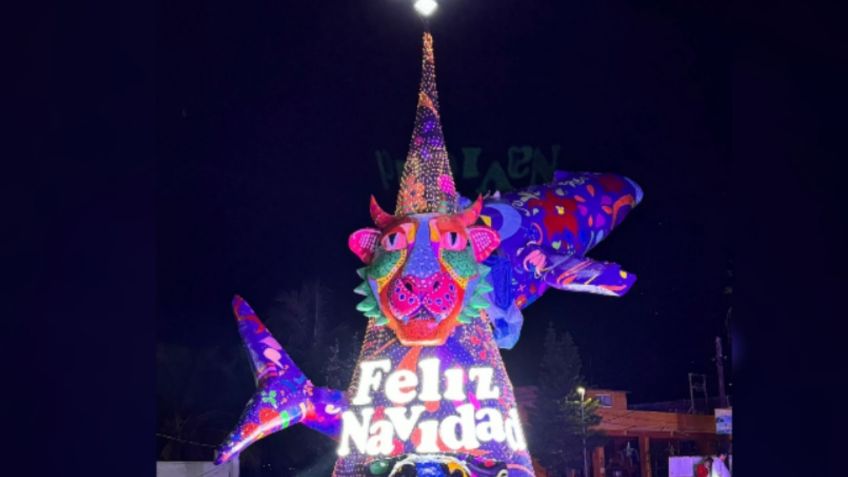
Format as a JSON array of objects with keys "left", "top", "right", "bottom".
[{"left": 215, "top": 32, "right": 642, "bottom": 477}]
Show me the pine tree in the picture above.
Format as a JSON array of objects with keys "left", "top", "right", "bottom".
[
  {"left": 530, "top": 323, "right": 605, "bottom": 476},
  {"left": 342, "top": 331, "right": 362, "bottom": 388},
  {"left": 324, "top": 338, "right": 344, "bottom": 390},
  {"left": 267, "top": 278, "right": 333, "bottom": 379}
]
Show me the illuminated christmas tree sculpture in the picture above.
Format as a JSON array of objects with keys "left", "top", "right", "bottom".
[{"left": 215, "top": 32, "right": 643, "bottom": 477}]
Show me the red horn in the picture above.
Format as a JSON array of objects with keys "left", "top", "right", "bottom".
[
  {"left": 370, "top": 196, "right": 395, "bottom": 229},
  {"left": 458, "top": 195, "right": 484, "bottom": 226}
]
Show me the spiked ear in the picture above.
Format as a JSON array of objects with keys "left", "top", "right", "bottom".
[
  {"left": 457, "top": 195, "right": 484, "bottom": 226},
  {"left": 467, "top": 226, "right": 500, "bottom": 262},
  {"left": 348, "top": 228, "right": 381, "bottom": 264},
  {"left": 369, "top": 196, "right": 395, "bottom": 229}
]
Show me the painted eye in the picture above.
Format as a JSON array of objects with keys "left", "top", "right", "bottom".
[
  {"left": 368, "top": 460, "right": 391, "bottom": 476},
  {"left": 441, "top": 230, "right": 467, "bottom": 250},
  {"left": 381, "top": 231, "right": 407, "bottom": 251}
]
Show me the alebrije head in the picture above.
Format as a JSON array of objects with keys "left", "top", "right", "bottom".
[{"left": 347, "top": 33, "right": 500, "bottom": 346}]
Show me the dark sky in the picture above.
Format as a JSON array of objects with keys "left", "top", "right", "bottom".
[{"left": 157, "top": 0, "right": 730, "bottom": 404}]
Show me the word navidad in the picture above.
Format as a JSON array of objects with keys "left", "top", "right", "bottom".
[{"left": 338, "top": 358, "right": 528, "bottom": 457}]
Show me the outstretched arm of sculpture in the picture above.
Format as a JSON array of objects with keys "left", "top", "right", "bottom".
[
  {"left": 540, "top": 254, "right": 636, "bottom": 297},
  {"left": 214, "top": 296, "right": 348, "bottom": 465},
  {"left": 478, "top": 171, "right": 643, "bottom": 348}
]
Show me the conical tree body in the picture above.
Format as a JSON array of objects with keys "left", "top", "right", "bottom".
[{"left": 395, "top": 32, "right": 459, "bottom": 216}]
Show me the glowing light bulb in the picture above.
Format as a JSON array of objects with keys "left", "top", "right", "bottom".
[{"left": 414, "top": 0, "right": 438, "bottom": 17}]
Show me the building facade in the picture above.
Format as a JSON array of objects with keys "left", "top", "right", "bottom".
[{"left": 516, "top": 387, "right": 731, "bottom": 477}]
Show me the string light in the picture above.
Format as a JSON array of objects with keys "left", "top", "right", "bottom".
[{"left": 395, "top": 32, "right": 458, "bottom": 216}]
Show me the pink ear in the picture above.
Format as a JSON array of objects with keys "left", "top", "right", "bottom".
[
  {"left": 467, "top": 226, "right": 500, "bottom": 262},
  {"left": 348, "top": 228, "right": 381, "bottom": 264}
]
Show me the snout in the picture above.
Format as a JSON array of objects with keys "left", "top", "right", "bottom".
[
  {"left": 387, "top": 272, "right": 459, "bottom": 323},
  {"left": 624, "top": 176, "right": 644, "bottom": 205}
]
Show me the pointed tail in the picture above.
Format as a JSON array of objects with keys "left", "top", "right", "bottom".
[{"left": 214, "top": 296, "right": 347, "bottom": 465}]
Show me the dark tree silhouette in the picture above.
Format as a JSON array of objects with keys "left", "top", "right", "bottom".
[
  {"left": 530, "top": 322, "right": 606, "bottom": 476},
  {"left": 157, "top": 278, "right": 363, "bottom": 475}
]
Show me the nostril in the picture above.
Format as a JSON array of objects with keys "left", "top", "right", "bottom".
[
  {"left": 432, "top": 280, "right": 439, "bottom": 290},
  {"left": 404, "top": 282, "right": 414, "bottom": 292}
]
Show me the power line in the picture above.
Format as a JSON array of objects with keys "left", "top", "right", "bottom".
[
  {"left": 156, "top": 434, "right": 233, "bottom": 477},
  {"left": 156, "top": 432, "right": 217, "bottom": 449},
  {"left": 158, "top": 462, "right": 231, "bottom": 477}
]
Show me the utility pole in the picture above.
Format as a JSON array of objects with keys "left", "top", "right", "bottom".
[
  {"left": 715, "top": 336, "right": 727, "bottom": 408},
  {"left": 722, "top": 259, "right": 733, "bottom": 408},
  {"left": 724, "top": 306, "right": 732, "bottom": 406},
  {"left": 688, "top": 373, "right": 708, "bottom": 414},
  {"left": 578, "top": 387, "right": 589, "bottom": 477}
]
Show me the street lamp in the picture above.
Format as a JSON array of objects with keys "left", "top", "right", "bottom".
[
  {"left": 413, "top": 0, "right": 438, "bottom": 17},
  {"left": 577, "top": 386, "right": 589, "bottom": 477}
]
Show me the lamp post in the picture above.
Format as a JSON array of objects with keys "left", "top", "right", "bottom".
[{"left": 577, "top": 386, "right": 588, "bottom": 477}]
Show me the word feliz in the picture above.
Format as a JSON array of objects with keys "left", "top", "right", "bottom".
[{"left": 338, "top": 359, "right": 528, "bottom": 457}]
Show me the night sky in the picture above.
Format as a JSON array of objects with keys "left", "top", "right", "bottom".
[{"left": 157, "top": 0, "right": 730, "bottom": 405}]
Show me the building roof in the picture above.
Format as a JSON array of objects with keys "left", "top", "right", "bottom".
[{"left": 514, "top": 385, "right": 720, "bottom": 439}]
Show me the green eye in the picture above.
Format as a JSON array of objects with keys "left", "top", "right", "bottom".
[{"left": 369, "top": 460, "right": 391, "bottom": 475}]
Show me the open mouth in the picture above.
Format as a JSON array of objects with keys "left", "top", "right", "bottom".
[
  {"left": 388, "top": 300, "right": 459, "bottom": 346},
  {"left": 401, "top": 310, "right": 440, "bottom": 341},
  {"left": 405, "top": 318, "right": 439, "bottom": 336}
]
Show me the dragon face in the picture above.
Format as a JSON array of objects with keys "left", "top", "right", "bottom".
[{"left": 348, "top": 197, "right": 500, "bottom": 346}]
